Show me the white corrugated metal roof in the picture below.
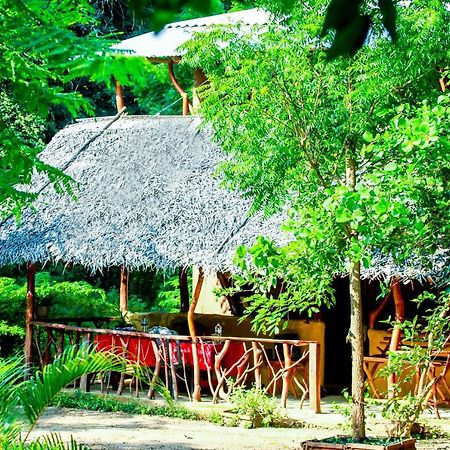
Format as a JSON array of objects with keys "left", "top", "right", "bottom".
[{"left": 111, "top": 8, "right": 270, "bottom": 59}]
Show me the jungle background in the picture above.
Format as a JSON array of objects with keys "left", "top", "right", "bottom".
[{"left": 0, "top": 0, "right": 242, "bottom": 357}]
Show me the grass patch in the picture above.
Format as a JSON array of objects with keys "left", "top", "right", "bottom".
[{"left": 51, "top": 390, "right": 200, "bottom": 421}]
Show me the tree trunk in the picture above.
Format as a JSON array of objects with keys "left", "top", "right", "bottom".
[
  {"left": 346, "top": 156, "right": 366, "bottom": 440},
  {"left": 349, "top": 260, "right": 366, "bottom": 440}
]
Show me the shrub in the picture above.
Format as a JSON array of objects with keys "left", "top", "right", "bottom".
[{"left": 229, "top": 386, "right": 282, "bottom": 427}]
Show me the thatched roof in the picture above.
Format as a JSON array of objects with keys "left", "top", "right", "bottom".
[
  {"left": 0, "top": 114, "right": 447, "bottom": 283},
  {"left": 0, "top": 115, "right": 283, "bottom": 272}
]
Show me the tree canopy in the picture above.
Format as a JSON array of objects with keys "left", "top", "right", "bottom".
[{"left": 183, "top": 0, "right": 450, "bottom": 439}]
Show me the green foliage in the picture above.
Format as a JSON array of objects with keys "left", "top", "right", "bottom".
[
  {"left": 151, "top": 271, "right": 191, "bottom": 313},
  {"left": 0, "top": 0, "right": 107, "bottom": 219},
  {"left": 183, "top": 0, "right": 450, "bottom": 328},
  {"left": 379, "top": 290, "right": 450, "bottom": 438},
  {"left": 51, "top": 390, "right": 199, "bottom": 420},
  {"left": 183, "top": 0, "right": 450, "bottom": 438},
  {"left": 229, "top": 385, "right": 282, "bottom": 427},
  {"left": 0, "top": 344, "right": 164, "bottom": 449},
  {"left": 0, "top": 322, "right": 25, "bottom": 338}
]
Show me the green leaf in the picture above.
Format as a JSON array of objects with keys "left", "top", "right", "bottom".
[{"left": 384, "top": 162, "right": 397, "bottom": 171}]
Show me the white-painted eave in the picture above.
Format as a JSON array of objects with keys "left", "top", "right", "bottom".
[{"left": 110, "top": 8, "right": 271, "bottom": 59}]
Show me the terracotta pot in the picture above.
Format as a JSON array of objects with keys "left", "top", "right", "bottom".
[{"left": 302, "top": 438, "right": 416, "bottom": 450}]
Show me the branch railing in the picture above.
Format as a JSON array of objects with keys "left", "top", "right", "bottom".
[{"left": 30, "top": 320, "right": 321, "bottom": 412}]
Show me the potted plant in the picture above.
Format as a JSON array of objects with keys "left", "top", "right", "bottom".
[
  {"left": 111, "top": 308, "right": 136, "bottom": 331},
  {"left": 302, "top": 437, "right": 416, "bottom": 450}
]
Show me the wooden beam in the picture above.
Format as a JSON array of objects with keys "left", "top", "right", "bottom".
[
  {"left": 168, "top": 59, "right": 190, "bottom": 115},
  {"left": 187, "top": 268, "right": 204, "bottom": 339},
  {"left": 179, "top": 267, "right": 190, "bottom": 313},
  {"left": 115, "top": 80, "right": 125, "bottom": 112},
  {"left": 119, "top": 266, "right": 128, "bottom": 313},
  {"left": 79, "top": 331, "right": 91, "bottom": 392},
  {"left": 188, "top": 267, "right": 204, "bottom": 402},
  {"left": 308, "top": 342, "right": 321, "bottom": 413},
  {"left": 24, "top": 262, "right": 36, "bottom": 379},
  {"left": 387, "top": 277, "right": 405, "bottom": 398},
  {"left": 368, "top": 289, "right": 391, "bottom": 329}
]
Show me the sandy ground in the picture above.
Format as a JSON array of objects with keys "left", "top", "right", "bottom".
[{"left": 30, "top": 407, "right": 450, "bottom": 450}]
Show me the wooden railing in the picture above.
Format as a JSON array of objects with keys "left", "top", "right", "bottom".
[{"left": 30, "top": 320, "right": 321, "bottom": 413}]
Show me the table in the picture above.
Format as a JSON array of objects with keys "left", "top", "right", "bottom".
[{"left": 94, "top": 334, "right": 247, "bottom": 398}]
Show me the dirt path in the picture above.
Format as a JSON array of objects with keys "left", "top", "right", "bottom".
[
  {"left": 30, "top": 407, "right": 333, "bottom": 449},
  {"left": 31, "top": 408, "right": 450, "bottom": 450}
]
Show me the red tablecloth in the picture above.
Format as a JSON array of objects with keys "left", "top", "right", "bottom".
[
  {"left": 95, "top": 334, "right": 156, "bottom": 366},
  {"left": 95, "top": 335, "right": 246, "bottom": 374}
]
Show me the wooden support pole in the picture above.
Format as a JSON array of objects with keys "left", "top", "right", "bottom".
[
  {"left": 308, "top": 342, "right": 321, "bottom": 413},
  {"left": 115, "top": 80, "right": 125, "bottom": 112},
  {"left": 120, "top": 266, "right": 129, "bottom": 313},
  {"left": 24, "top": 262, "right": 36, "bottom": 379},
  {"left": 281, "top": 343, "right": 292, "bottom": 408},
  {"left": 168, "top": 59, "right": 190, "bottom": 115},
  {"left": 252, "top": 341, "right": 262, "bottom": 389},
  {"left": 187, "top": 268, "right": 204, "bottom": 339},
  {"left": 80, "top": 331, "right": 91, "bottom": 392},
  {"left": 56, "top": 330, "right": 64, "bottom": 356},
  {"left": 368, "top": 289, "right": 391, "bottom": 329},
  {"left": 388, "top": 278, "right": 405, "bottom": 398},
  {"left": 188, "top": 267, "right": 204, "bottom": 401},
  {"left": 179, "top": 267, "right": 190, "bottom": 313}
]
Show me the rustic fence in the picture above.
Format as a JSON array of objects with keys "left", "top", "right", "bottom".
[{"left": 30, "top": 319, "right": 321, "bottom": 412}]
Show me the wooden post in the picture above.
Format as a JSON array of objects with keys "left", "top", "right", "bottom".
[
  {"left": 281, "top": 343, "right": 291, "bottom": 408},
  {"left": 24, "top": 262, "right": 36, "bottom": 379},
  {"left": 179, "top": 267, "right": 190, "bottom": 313},
  {"left": 80, "top": 331, "right": 91, "bottom": 393},
  {"left": 56, "top": 330, "right": 64, "bottom": 356},
  {"left": 115, "top": 80, "right": 125, "bottom": 112},
  {"left": 188, "top": 268, "right": 204, "bottom": 401},
  {"left": 120, "top": 266, "right": 128, "bottom": 313},
  {"left": 188, "top": 268, "right": 204, "bottom": 339},
  {"left": 168, "top": 59, "right": 190, "bottom": 115},
  {"left": 308, "top": 342, "right": 321, "bottom": 413},
  {"left": 252, "top": 341, "right": 262, "bottom": 389},
  {"left": 387, "top": 278, "right": 405, "bottom": 398}
]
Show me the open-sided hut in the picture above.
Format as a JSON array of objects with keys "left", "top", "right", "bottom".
[{"left": 0, "top": 113, "right": 324, "bottom": 409}]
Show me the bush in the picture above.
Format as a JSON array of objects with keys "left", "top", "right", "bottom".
[{"left": 229, "top": 386, "right": 282, "bottom": 427}]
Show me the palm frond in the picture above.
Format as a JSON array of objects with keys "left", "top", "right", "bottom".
[
  {"left": 19, "top": 344, "right": 171, "bottom": 432},
  {"left": 5, "top": 433, "right": 91, "bottom": 450},
  {"left": 19, "top": 345, "right": 126, "bottom": 427},
  {"left": 0, "top": 358, "right": 25, "bottom": 444},
  {"left": 27, "top": 433, "right": 91, "bottom": 450}
]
